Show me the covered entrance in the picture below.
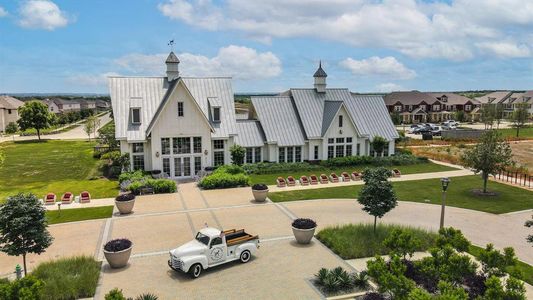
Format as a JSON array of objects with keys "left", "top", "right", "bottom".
[{"left": 160, "top": 137, "right": 204, "bottom": 179}]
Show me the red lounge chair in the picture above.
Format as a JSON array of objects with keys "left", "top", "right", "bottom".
[
  {"left": 300, "top": 176, "right": 309, "bottom": 186},
  {"left": 45, "top": 193, "right": 56, "bottom": 205},
  {"left": 392, "top": 169, "right": 401, "bottom": 177},
  {"left": 277, "top": 177, "right": 287, "bottom": 187},
  {"left": 320, "top": 174, "right": 329, "bottom": 184},
  {"left": 61, "top": 192, "right": 73, "bottom": 204},
  {"left": 341, "top": 172, "right": 351, "bottom": 182},
  {"left": 309, "top": 175, "right": 319, "bottom": 185},
  {"left": 351, "top": 171, "right": 362, "bottom": 181},
  {"left": 330, "top": 173, "right": 339, "bottom": 183},
  {"left": 80, "top": 191, "right": 91, "bottom": 203},
  {"left": 287, "top": 176, "right": 296, "bottom": 186}
]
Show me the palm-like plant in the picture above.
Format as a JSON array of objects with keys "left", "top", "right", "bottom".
[
  {"left": 315, "top": 268, "right": 329, "bottom": 286},
  {"left": 135, "top": 293, "right": 158, "bottom": 300},
  {"left": 353, "top": 271, "right": 371, "bottom": 290}
]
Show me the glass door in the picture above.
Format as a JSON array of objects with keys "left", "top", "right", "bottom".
[{"left": 183, "top": 157, "right": 191, "bottom": 177}]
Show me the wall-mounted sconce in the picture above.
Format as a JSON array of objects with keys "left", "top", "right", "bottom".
[
  {"left": 204, "top": 149, "right": 209, "bottom": 156},
  {"left": 155, "top": 151, "right": 160, "bottom": 158}
]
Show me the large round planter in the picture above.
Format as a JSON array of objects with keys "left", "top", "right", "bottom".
[
  {"left": 252, "top": 188, "right": 269, "bottom": 202},
  {"left": 115, "top": 199, "right": 135, "bottom": 215},
  {"left": 103, "top": 247, "right": 132, "bottom": 268},
  {"left": 292, "top": 226, "right": 316, "bottom": 244}
]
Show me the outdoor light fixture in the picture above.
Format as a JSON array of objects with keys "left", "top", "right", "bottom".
[
  {"left": 204, "top": 149, "right": 209, "bottom": 156},
  {"left": 439, "top": 177, "right": 451, "bottom": 229},
  {"left": 155, "top": 151, "right": 160, "bottom": 158}
]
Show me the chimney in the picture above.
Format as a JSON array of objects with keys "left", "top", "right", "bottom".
[
  {"left": 166, "top": 51, "right": 180, "bottom": 81},
  {"left": 313, "top": 61, "right": 327, "bottom": 93}
]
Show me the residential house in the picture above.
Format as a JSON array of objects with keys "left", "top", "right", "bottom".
[
  {"left": 109, "top": 52, "right": 398, "bottom": 178},
  {"left": 96, "top": 100, "right": 111, "bottom": 111},
  {"left": 0, "top": 96, "right": 24, "bottom": 133},
  {"left": 474, "top": 91, "right": 533, "bottom": 118},
  {"left": 41, "top": 98, "right": 60, "bottom": 113},
  {"left": 51, "top": 98, "right": 81, "bottom": 113},
  {"left": 79, "top": 99, "right": 97, "bottom": 110},
  {"left": 384, "top": 91, "right": 480, "bottom": 123},
  {"left": 474, "top": 91, "right": 512, "bottom": 105}
]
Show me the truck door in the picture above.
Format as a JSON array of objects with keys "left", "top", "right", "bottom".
[{"left": 208, "top": 237, "right": 226, "bottom": 265}]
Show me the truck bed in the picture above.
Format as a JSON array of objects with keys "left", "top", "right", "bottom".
[{"left": 224, "top": 229, "right": 259, "bottom": 246}]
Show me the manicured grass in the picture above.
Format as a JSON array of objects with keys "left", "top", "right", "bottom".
[
  {"left": 46, "top": 206, "right": 114, "bottom": 224},
  {"left": 32, "top": 256, "right": 101, "bottom": 300},
  {"left": 249, "top": 162, "right": 457, "bottom": 185},
  {"left": 468, "top": 245, "right": 533, "bottom": 286},
  {"left": 316, "top": 223, "right": 438, "bottom": 259},
  {"left": 497, "top": 126, "right": 533, "bottom": 139},
  {"left": 269, "top": 175, "right": 533, "bottom": 214},
  {"left": 0, "top": 140, "right": 118, "bottom": 201}
]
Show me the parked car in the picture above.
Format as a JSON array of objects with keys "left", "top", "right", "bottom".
[
  {"left": 407, "top": 124, "right": 423, "bottom": 134},
  {"left": 442, "top": 120, "right": 459, "bottom": 127},
  {"left": 168, "top": 227, "right": 259, "bottom": 278},
  {"left": 432, "top": 126, "right": 444, "bottom": 136}
]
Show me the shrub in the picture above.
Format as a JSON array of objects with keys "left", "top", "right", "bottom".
[
  {"left": 105, "top": 288, "right": 126, "bottom": 300},
  {"left": 118, "top": 170, "right": 147, "bottom": 184},
  {"left": 230, "top": 145, "right": 245, "bottom": 166},
  {"left": 125, "top": 177, "right": 176, "bottom": 195},
  {"left": 214, "top": 164, "right": 244, "bottom": 175},
  {"left": 367, "top": 255, "right": 415, "bottom": 299},
  {"left": 353, "top": 270, "right": 371, "bottom": 290},
  {"left": 32, "top": 256, "right": 101, "bottom": 300},
  {"left": 321, "top": 154, "right": 427, "bottom": 169},
  {"left": 436, "top": 227, "right": 470, "bottom": 252},
  {"left": 251, "top": 183, "right": 268, "bottom": 190},
  {"left": 242, "top": 162, "right": 322, "bottom": 175},
  {"left": 363, "top": 292, "right": 385, "bottom": 300},
  {"left": 0, "top": 276, "right": 43, "bottom": 300},
  {"left": 104, "top": 239, "right": 132, "bottom": 252},
  {"left": 135, "top": 293, "right": 159, "bottom": 300},
  {"left": 383, "top": 228, "right": 421, "bottom": 260},
  {"left": 5, "top": 122, "right": 18, "bottom": 134},
  {"left": 313, "top": 266, "right": 369, "bottom": 296},
  {"left": 292, "top": 218, "right": 317, "bottom": 229},
  {"left": 115, "top": 193, "right": 135, "bottom": 202},
  {"left": 477, "top": 244, "right": 517, "bottom": 277},
  {"left": 198, "top": 172, "right": 250, "bottom": 189}
]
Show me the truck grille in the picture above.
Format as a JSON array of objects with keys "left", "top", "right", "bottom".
[{"left": 170, "top": 257, "right": 183, "bottom": 270}]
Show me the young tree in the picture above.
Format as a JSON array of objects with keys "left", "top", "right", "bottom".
[
  {"left": 454, "top": 110, "right": 466, "bottom": 123},
  {"left": 230, "top": 144, "right": 245, "bottom": 166},
  {"left": 390, "top": 111, "right": 402, "bottom": 125},
  {"left": 512, "top": 103, "right": 529, "bottom": 137},
  {"left": 371, "top": 136, "right": 388, "bottom": 157},
  {"left": 357, "top": 167, "right": 397, "bottom": 233},
  {"left": 480, "top": 104, "right": 496, "bottom": 130},
  {"left": 461, "top": 130, "right": 513, "bottom": 193},
  {"left": 0, "top": 193, "right": 53, "bottom": 275},
  {"left": 84, "top": 116, "right": 96, "bottom": 141},
  {"left": 17, "top": 100, "right": 54, "bottom": 141},
  {"left": 98, "top": 121, "right": 119, "bottom": 149},
  {"left": 494, "top": 104, "right": 504, "bottom": 129}
]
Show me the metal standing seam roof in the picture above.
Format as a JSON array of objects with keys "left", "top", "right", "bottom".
[
  {"left": 346, "top": 94, "right": 399, "bottom": 141},
  {"left": 109, "top": 76, "right": 237, "bottom": 142},
  {"left": 251, "top": 96, "right": 306, "bottom": 146},
  {"left": 321, "top": 101, "right": 343, "bottom": 135},
  {"left": 234, "top": 120, "right": 266, "bottom": 147}
]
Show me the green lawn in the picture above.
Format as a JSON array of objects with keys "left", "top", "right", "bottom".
[
  {"left": 46, "top": 206, "right": 114, "bottom": 224},
  {"left": 497, "top": 126, "right": 533, "bottom": 139},
  {"left": 269, "top": 175, "right": 533, "bottom": 214},
  {"left": 249, "top": 162, "right": 457, "bottom": 185},
  {"left": 0, "top": 140, "right": 118, "bottom": 201}
]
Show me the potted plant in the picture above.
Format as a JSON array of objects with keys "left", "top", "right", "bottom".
[
  {"left": 251, "top": 184, "right": 269, "bottom": 202},
  {"left": 115, "top": 192, "right": 136, "bottom": 214},
  {"left": 103, "top": 238, "right": 132, "bottom": 268},
  {"left": 292, "top": 218, "right": 317, "bottom": 244}
]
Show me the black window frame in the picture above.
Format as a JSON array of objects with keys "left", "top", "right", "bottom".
[
  {"left": 338, "top": 115, "right": 343, "bottom": 127},
  {"left": 131, "top": 108, "right": 141, "bottom": 124},
  {"left": 314, "top": 145, "right": 319, "bottom": 160},
  {"left": 213, "top": 107, "right": 221, "bottom": 122},
  {"left": 178, "top": 102, "right": 184, "bottom": 117}
]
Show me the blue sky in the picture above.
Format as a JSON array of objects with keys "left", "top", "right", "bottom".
[{"left": 1, "top": 0, "right": 532, "bottom": 94}]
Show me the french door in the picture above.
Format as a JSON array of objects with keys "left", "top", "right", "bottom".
[
  {"left": 164, "top": 155, "right": 202, "bottom": 178},
  {"left": 174, "top": 157, "right": 191, "bottom": 177}
]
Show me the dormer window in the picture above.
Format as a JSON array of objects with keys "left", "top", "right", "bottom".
[
  {"left": 213, "top": 107, "right": 221, "bottom": 122},
  {"left": 131, "top": 108, "right": 141, "bottom": 124}
]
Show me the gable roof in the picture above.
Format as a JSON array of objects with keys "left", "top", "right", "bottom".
[
  {"left": 474, "top": 91, "right": 512, "bottom": 104},
  {"left": 0, "top": 96, "right": 23, "bottom": 109},
  {"left": 347, "top": 94, "right": 399, "bottom": 140},
  {"left": 234, "top": 120, "right": 266, "bottom": 147},
  {"left": 251, "top": 96, "right": 306, "bottom": 146},
  {"left": 109, "top": 76, "right": 237, "bottom": 142},
  {"left": 429, "top": 93, "right": 480, "bottom": 105},
  {"left": 384, "top": 91, "right": 438, "bottom": 106},
  {"left": 52, "top": 98, "right": 81, "bottom": 105},
  {"left": 321, "top": 101, "right": 343, "bottom": 135}
]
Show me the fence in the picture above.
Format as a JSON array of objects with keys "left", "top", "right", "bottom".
[
  {"left": 494, "top": 170, "right": 533, "bottom": 188},
  {"left": 441, "top": 129, "right": 485, "bottom": 140}
]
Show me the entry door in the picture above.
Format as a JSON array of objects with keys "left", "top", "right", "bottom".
[{"left": 173, "top": 157, "right": 192, "bottom": 178}]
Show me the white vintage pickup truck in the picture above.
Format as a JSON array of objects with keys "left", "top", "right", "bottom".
[{"left": 168, "top": 227, "right": 259, "bottom": 278}]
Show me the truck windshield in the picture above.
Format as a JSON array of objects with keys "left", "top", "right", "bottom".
[{"left": 195, "top": 232, "right": 210, "bottom": 246}]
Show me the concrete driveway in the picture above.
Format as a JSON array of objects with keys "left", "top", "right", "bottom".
[{"left": 0, "top": 182, "right": 530, "bottom": 299}]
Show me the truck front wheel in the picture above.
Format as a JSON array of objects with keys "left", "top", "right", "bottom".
[
  {"left": 239, "top": 250, "right": 251, "bottom": 263},
  {"left": 188, "top": 263, "right": 203, "bottom": 278}
]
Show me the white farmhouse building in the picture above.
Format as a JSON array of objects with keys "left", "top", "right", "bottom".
[{"left": 109, "top": 52, "right": 398, "bottom": 179}]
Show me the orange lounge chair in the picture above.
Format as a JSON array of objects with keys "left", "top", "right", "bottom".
[
  {"left": 309, "top": 175, "right": 319, "bottom": 185},
  {"left": 287, "top": 176, "right": 296, "bottom": 186},
  {"left": 45, "top": 193, "right": 56, "bottom": 205},
  {"left": 392, "top": 169, "right": 401, "bottom": 177},
  {"left": 351, "top": 171, "right": 362, "bottom": 181},
  {"left": 330, "top": 173, "right": 339, "bottom": 183},
  {"left": 277, "top": 177, "right": 287, "bottom": 187},
  {"left": 320, "top": 174, "right": 329, "bottom": 184},
  {"left": 300, "top": 176, "right": 309, "bottom": 186},
  {"left": 341, "top": 172, "right": 351, "bottom": 182},
  {"left": 61, "top": 192, "right": 73, "bottom": 204},
  {"left": 80, "top": 191, "right": 91, "bottom": 203}
]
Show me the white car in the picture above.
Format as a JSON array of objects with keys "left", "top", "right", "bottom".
[{"left": 168, "top": 227, "right": 259, "bottom": 278}]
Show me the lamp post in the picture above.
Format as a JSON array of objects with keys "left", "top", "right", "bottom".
[{"left": 439, "top": 177, "right": 450, "bottom": 229}]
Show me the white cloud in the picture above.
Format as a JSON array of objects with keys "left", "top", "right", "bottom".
[
  {"left": 114, "top": 45, "right": 282, "bottom": 80},
  {"left": 340, "top": 56, "right": 416, "bottom": 80},
  {"left": 18, "top": 0, "right": 70, "bottom": 30},
  {"left": 66, "top": 72, "right": 120, "bottom": 86},
  {"left": 0, "top": 7, "right": 8, "bottom": 17},
  {"left": 157, "top": 0, "right": 533, "bottom": 60},
  {"left": 476, "top": 42, "right": 531, "bottom": 58},
  {"left": 375, "top": 83, "right": 405, "bottom": 92}
]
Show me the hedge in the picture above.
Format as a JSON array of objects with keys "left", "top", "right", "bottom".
[
  {"left": 128, "top": 178, "right": 177, "bottom": 195},
  {"left": 242, "top": 162, "right": 323, "bottom": 175},
  {"left": 198, "top": 165, "right": 251, "bottom": 189}
]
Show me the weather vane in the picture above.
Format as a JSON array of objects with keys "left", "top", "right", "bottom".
[{"left": 168, "top": 40, "right": 175, "bottom": 52}]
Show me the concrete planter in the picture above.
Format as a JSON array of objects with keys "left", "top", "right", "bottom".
[
  {"left": 103, "top": 246, "right": 132, "bottom": 268},
  {"left": 252, "top": 188, "right": 269, "bottom": 202},
  {"left": 115, "top": 199, "right": 135, "bottom": 214},
  {"left": 292, "top": 226, "right": 316, "bottom": 244}
]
